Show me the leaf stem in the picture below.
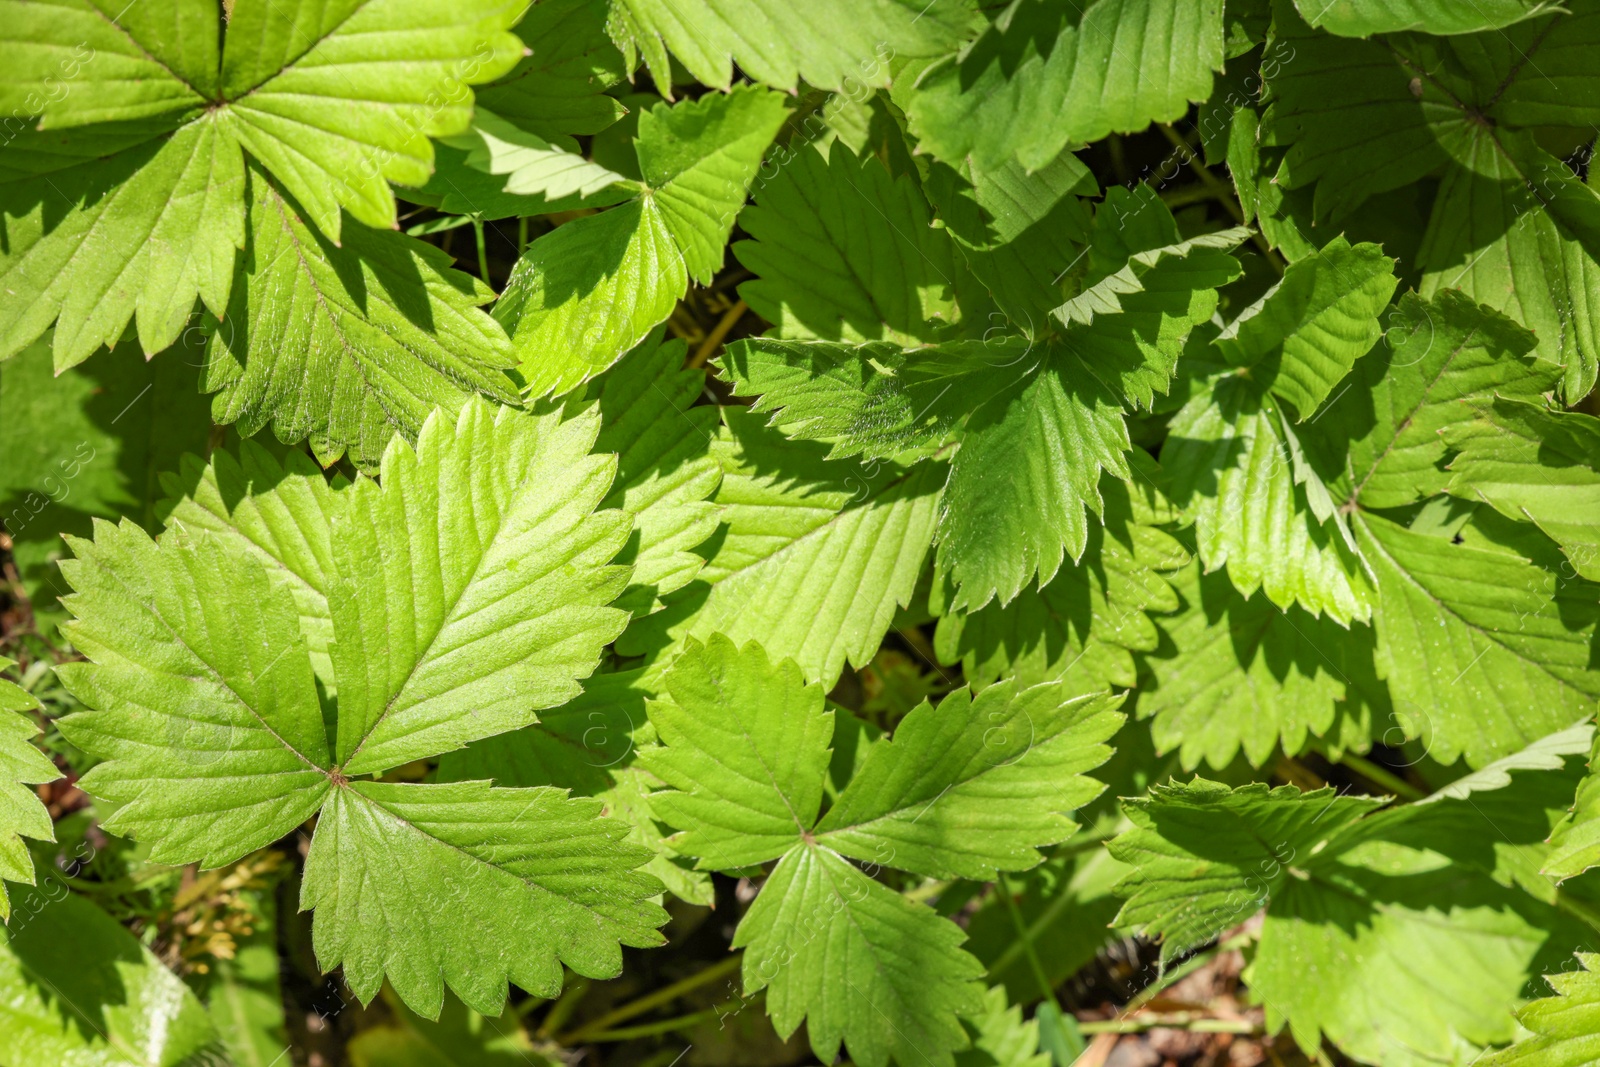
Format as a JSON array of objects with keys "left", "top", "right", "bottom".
[
  {"left": 689, "top": 299, "right": 747, "bottom": 368},
  {"left": 1339, "top": 753, "right": 1425, "bottom": 801},
  {"left": 1156, "top": 123, "right": 1284, "bottom": 276},
  {"left": 472, "top": 215, "right": 491, "bottom": 287},
  {"left": 560, "top": 954, "right": 744, "bottom": 1043},
  {"left": 996, "top": 872, "right": 1085, "bottom": 1061},
  {"left": 535, "top": 975, "right": 589, "bottom": 1038},
  {"left": 1079, "top": 1014, "right": 1258, "bottom": 1035}
]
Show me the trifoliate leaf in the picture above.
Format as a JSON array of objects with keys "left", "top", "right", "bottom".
[
  {"left": 731, "top": 844, "right": 986, "bottom": 1067},
  {"left": 1109, "top": 778, "right": 1388, "bottom": 959},
  {"left": 1213, "top": 235, "right": 1396, "bottom": 419},
  {"left": 582, "top": 331, "right": 722, "bottom": 615},
  {"left": 0, "top": 332, "right": 212, "bottom": 625},
  {"left": 328, "top": 401, "right": 631, "bottom": 777},
  {"left": 1263, "top": 1, "right": 1600, "bottom": 390},
  {"left": 498, "top": 86, "right": 788, "bottom": 396},
  {"left": 1354, "top": 511, "right": 1600, "bottom": 768},
  {"left": 1444, "top": 398, "right": 1600, "bottom": 582},
  {"left": 627, "top": 409, "right": 943, "bottom": 686},
  {"left": 1167, "top": 377, "right": 1374, "bottom": 623},
  {"left": 734, "top": 143, "right": 960, "bottom": 345},
  {"left": 814, "top": 682, "right": 1122, "bottom": 879},
  {"left": 607, "top": 0, "right": 969, "bottom": 93},
  {"left": 1137, "top": 563, "right": 1381, "bottom": 770},
  {"left": 900, "top": 0, "right": 1228, "bottom": 171},
  {"left": 204, "top": 168, "right": 518, "bottom": 469},
  {"left": 1296, "top": 0, "right": 1561, "bottom": 35},
  {"left": 302, "top": 779, "right": 668, "bottom": 1017},
  {"left": 56, "top": 398, "right": 664, "bottom": 1017},
  {"left": 1477, "top": 953, "right": 1600, "bottom": 1066},
  {"left": 1308, "top": 290, "right": 1560, "bottom": 510},
  {"left": 934, "top": 475, "right": 1187, "bottom": 691},
  {"left": 0, "top": 659, "right": 58, "bottom": 920},
  {"left": 0, "top": 883, "right": 226, "bottom": 1065},
  {"left": 213, "top": 0, "right": 525, "bottom": 238},
  {"left": 0, "top": 0, "right": 524, "bottom": 366},
  {"left": 640, "top": 635, "right": 833, "bottom": 870}
]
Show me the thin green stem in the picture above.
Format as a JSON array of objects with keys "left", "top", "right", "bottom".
[
  {"left": 535, "top": 975, "right": 589, "bottom": 1038},
  {"left": 996, "top": 873, "right": 1085, "bottom": 1062},
  {"left": 1156, "top": 123, "right": 1285, "bottom": 276},
  {"left": 1341, "top": 753, "right": 1425, "bottom": 801},
  {"left": 472, "top": 216, "right": 490, "bottom": 286},
  {"left": 1079, "top": 1015, "right": 1257, "bottom": 1035},
  {"left": 579, "top": 1007, "right": 722, "bottom": 1042},
  {"left": 560, "top": 954, "right": 744, "bottom": 1043}
]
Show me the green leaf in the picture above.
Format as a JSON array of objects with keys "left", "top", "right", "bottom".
[
  {"left": 628, "top": 408, "right": 943, "bottom": 686},
  {"left": 1444, "top": 398, "right": 1600, "bottom": 582},
  {"left": 1478, "top": 953, "right": 1600, "bottom": 1066},
  {"left": 328, "top": 401, "right": 630, "bottom": 777},
  {"left": 922, "top": 151, "right": 1097, "bottom": 333},
  {"left": 640, "top": 635, "right": 834, "bottom": 870},
  {"left": 158, "top": 440, "right": 346, "bottom": 685},
  {"left": 56, "top": 398, "right": 665, "bottom": 1017},
  {"left": 303, "top": 779, "right": 668, "bottom": 1016},
  {"left": 473, "top": 0, "right": 629, "bottom": 140},
  {"left": 814, "top": 682, "right": 1122, "bottom": 879},
  {"left": 1213, "top": 236, "right": 1397, "bottom": 419},
  {"left": 1546, "top": 730, "right": 1600, "bottom": 882},
  {"left": 441, "top": 109, "right": 632, "bottom": 200},
  {"left": 1308, "top": 290, "right": 1561, "bottom": 511},
  {"left": 57, "top": 519, "right": 336, "bottom": 868},
  {"left": 0, "top": 332, "right": 213, "bottom": 626},
  {"left": 435, "top": 668, "right": 714, "bottom": 907},
  {"left": 1111, "top": 778, "right": 1388, "bottom": 958},
  {"left": 607, "top": 0, "right": 969, "bottom": 93},
  {"left": 205, "top": 169, "right": 518, "bottom": 469},
  {"left": 731, "top": 844, "right": 986, "bottom": 1067},
  {"left": 0, "top": 659, "right": 58, "bottom": 921},
  {"left": 1417, "top": 132, "right": 1600, "bottom": 401},
  {"left": 0, "top": 119, "right": 244, "bottom": 367},
  {"left": 733, "top": 143, "right": 960, "bottom": 345},
  {"left": 0, "top": 885, "right": 226, "bottom": 1066},
  {"left": 957, "top": 986, "right": 1051, "bottom": 1067},
  {"left": 900, "top": 0, "right": 1228, "bottom": 171},
  {"left": 1167, "top": 378, "right": 1374, "bottom": 623},
  {"left": 1244, "top": 782, "right": 1591, "bottom": 1065},
  {"left": 934, "top": 474, "right": 1188, "bottom": 692},
  {"left": 1354, "top": 511, "right": 1600, "bottom": 768},
  {"left": 498, "top": 86, "right": 788, "bottom": 396},
  {"left": 1137, "top": 563, "right": 1381, "bottom": 770},
  {"left": 1295, "top": 0, "right": 1563, "bottom": 36},
  {"left": 583, "top": 330, "right": 722, "bottom": 616}
]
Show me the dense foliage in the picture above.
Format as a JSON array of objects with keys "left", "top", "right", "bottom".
[{"left": 2, "top": 0, "right": 1600, "bottom": 1064}]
